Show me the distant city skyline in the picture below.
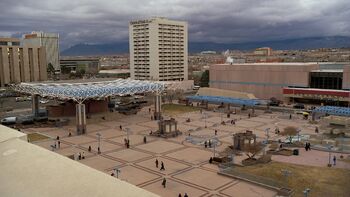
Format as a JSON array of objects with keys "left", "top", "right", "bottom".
[{"left": 0, "top": 0, "right": 349, "bottom": 50}]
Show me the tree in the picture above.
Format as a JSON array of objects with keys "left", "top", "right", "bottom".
[
  {"left": 200, "top": 70, "right": 209, "bottom": 87},
  {"left": 280, "top": 126, "right": 298, "bottom": 143}
]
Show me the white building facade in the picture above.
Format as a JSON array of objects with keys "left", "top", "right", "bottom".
[
  {"left": 129, "top": 17, "right": 188, "bottom": 81},
  {"left": 22, "top": 32, "right": 60, "bottom": 71}
]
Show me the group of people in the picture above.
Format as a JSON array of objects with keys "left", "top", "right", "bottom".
[
  {"left": 305, "top": 142, "right": 311, "bottom": 151},
  {"left": 178, "top": 193, "right": 189, "bottom": 197},
  {"left": 155, "top": 159, "right": 165, "bottom": 170},
  {"left": 204, "top": 140, "right": 212, "bottom": 148},
  {"left": 77, "top": 152, "right": 85, "bottom": 160},
  {"left": 124, "top": 138, "right": 130, "bottom": 148},
  {"left": 230, "top": 119, "right": 236, "bottom": 125}
]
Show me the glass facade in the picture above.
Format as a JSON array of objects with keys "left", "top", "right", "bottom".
[{"left": 309, "top": 72, "right": 343, "bottom": 90}]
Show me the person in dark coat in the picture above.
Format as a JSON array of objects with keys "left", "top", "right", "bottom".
[
  {"left": 155, "top": 159, "right": 159, "bottom": 168},
  {"left": 160, "top": 161, "right": 165, "bottom": 170},
  {"left": 162, "top": 178, "right": 166, "bottom": 188}
]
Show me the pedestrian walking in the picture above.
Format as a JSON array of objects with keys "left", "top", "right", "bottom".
[
  {"left": 315, "top": 127, "right": 319, "bottom": 133},
  {"left": 289, "top": 114, "right": 292, "bottom": 120},
  {"left": 305, "top": 142, "right": 308, "bottom": 151},
  {"left": 208, "top": 140, "right": 212, "bottom": 148},
  {"left": 248, "top": 113, "right": 251, "bottom": 118},
  {"left": 88, "top": 146, "right": 92, "bottom": 152},
  {"left": 333, "top": 155, "right": 337, "bottom": 166},
  {"left": 68, "top": 132, "right": 72, "bottom": 137},
  {"left": 78, "top": 152, "right": 82, "bottom": 160},
  {"left": 155, "top": 159, "right": 159, "bottom": 168},
  {"left": 149, "top": 108, "right": 151, "bottom": 113},
  {"left": 184, "top": 193, "right": 188, "bottom": 197},
  {"left": 143, "top": 136, "right": 147, "bottom": 144},
  {"left": 204, "top": 141, "right": 208, "bottom": 148},
  {"left": 57, "top": 140, "right": 60, "bottom": 148},
  {"left": 162, "top": 178, "right": 166, "bottom": 188},
  {"left": 160, "top": 161, "right": 165, "bottom": 170},
  {"left": 178, "top": 193, "right": 182, "bottom": 197},
  {"left": 215, "top": 130, "right": 217, "bottom": 135},
  {"left": 56, "top": 136, "right": 60, "bottom": 140},
  {"left": 82, "top": 152, "right": 85, "bottom": 159}
]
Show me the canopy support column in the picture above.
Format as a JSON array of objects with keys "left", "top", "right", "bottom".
[
  {"left": 154, "top": 92, "right": 162, "bottom": 120},
  {"left": 76, "top": 103, "right": 86, "bottom": 135},
  {"left": 32, "top": 94, "right": 39, "bottom": 117}
]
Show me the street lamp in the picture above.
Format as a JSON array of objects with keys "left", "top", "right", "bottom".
[
  {"left": 124, "top": 128, "right": 130, "bottom": 142},
  {"left": 303, "top": 188, "right": 311, "bottom": 197},
  {"left": 297, "top": 128, "right": 301, "bottom": 142},
  {"left": 328, "top": 144, "right": 333, "bottom": 166},
  {"left": 281, "top": 169, "right": 292, "bottom": 187},
  {"left": 264, "top": 128, "right": 270, "bottom": 143},
  {"left": 203, "top": 112, "right": 208, "bottom": 128},
  {"left": 96, "top": 132, "right": 101, "bottom": 154}
]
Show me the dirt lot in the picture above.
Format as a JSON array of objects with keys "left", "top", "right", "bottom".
[{"left": 232, "top": 161, "right": 350, "bottom": 197}]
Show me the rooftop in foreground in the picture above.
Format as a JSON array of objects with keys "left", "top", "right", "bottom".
[{"left": 0, "top": 125, "right": 159, "bottom": 197}]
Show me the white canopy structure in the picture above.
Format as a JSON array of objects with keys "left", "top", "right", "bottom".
[{"left": 12, "top": 79, "right": 165, "bottom": 103}]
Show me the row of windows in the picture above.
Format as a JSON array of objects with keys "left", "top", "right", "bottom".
[
  {"left": 159, "top": 55, "right": 184, "bottom": 58},
  {"left": 159, "top": 51, "right": 184, "bottom": 54},
  {"left": 159, "top": 23, "right": 184, "bottom": 27},
  {"left": 134, "top": 47, "right": 149, "bottom": 50},
  {"left": 159, "top": 33, "right": 184, "bottom": 36},
  {"left": 133, "top": 31, "right": 149, "bottom": 35},
  {"left": 158, "top": 28, "right": 184, "bottom": 31},
  {"left": 159, "top": 41, "right": 184, "bottom": 44},
  {"left": 159, "top": 36, "right": 184, "bottom": 39},
  {"left": 133, "top": 36, "right": 150, "bottom": 39}
]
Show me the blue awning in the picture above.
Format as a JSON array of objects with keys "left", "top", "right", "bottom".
[
  {"left": 186, "top": 95, "right": 262, "bottom": 106},
  {"left": 313, "top": 106, "right": 350, "bottom": 117}
]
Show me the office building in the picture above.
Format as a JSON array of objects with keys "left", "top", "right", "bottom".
[
  {"left": 0, "top": 37, "right": 20, "bottom": 46},
  {"left": 210, "top": 63, "right": 350, "bottom": 105},
  {"left": 22, "top": 31, "right": 60, "bottom": 71},
  {"left": 60, "top": 57, "right": 100, "bottom": 74},
  {"left": 129, "top": 17, "right": 188, "bottom": 81},
  {"left": 0, "top": 37, "right": 47, "bottom": 87}
]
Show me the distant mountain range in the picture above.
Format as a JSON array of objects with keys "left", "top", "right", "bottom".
[{"left": 61, "top": 36, "right": 350, "bottom": 56}]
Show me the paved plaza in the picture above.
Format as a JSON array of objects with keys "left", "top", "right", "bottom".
[{"left": 26, "top": 106, "right": 350, "bottom": 197}]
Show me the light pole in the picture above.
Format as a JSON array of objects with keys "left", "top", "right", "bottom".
[
  {"left": 281, "top": 169, "right": 292, "bottom": 187},
  {"left": 297, "top": 128, "right": 301, "bottom": 142},
  {"left": 203, "top": 112, "right": 208, "bottom": 128},
  {"left": 264, "top": 128, "right": 270, "bottom": 143},
  {"left": 125, "top": 128, "right": 130, "bottom": 142},
  {"left": 264, "top": 128, "right": 270, "bottom": 155},
  {"left": 96, "top": 132, "right": 101, "bottom": 154},
  {"left": 328, "top": 144, "right": 333, "bottom": 166},
  {"left": 303, "top": 188, "right": 311, "bottom": 197}
]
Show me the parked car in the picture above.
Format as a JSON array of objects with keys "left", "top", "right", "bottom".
[
  {"left": 15, "top": 96, "right": 31, "bottom": 102},
  {"left": 1, "top": 117, "right": 17, "bottom": 125},
  {"left": 293, "top": 103, "right": 305, "bottom": 109},
  {"left": 39, "top": 99, "right": 49, "bottom": 104}
]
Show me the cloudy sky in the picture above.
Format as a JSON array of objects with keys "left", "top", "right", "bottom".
[{"left": 0, "top": 0, "right": 349, "bottom": 50}]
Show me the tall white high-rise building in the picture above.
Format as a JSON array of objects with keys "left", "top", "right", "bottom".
[
  {"left": 129, "top": 17, "right": 188, "bottom": 81},
  {"left": 22, "top": 31, "right": 60, "bottom": 71}
]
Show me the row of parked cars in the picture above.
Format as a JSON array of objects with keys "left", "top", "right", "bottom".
[{"left": 1, "top": 110, "right": 48, "bottom": 125}]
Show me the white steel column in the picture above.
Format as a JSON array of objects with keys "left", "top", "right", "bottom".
[
  {"left": 154, "top": 92, "right": 162, "bottom": 120},
  {"left": 76, "top": 103, "right": 86, "bottom": 135},
  {"left": 32, "top": 94, "right": 39, "bottom": 117}
]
